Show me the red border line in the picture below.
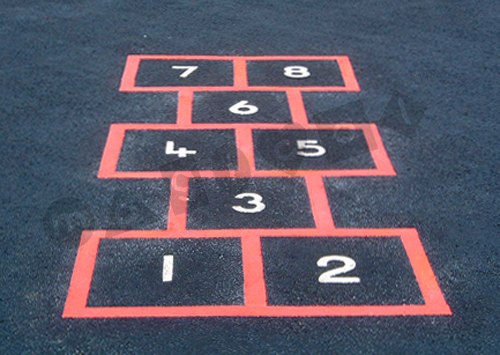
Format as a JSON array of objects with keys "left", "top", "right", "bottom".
[
  {"left": 287, "top": 89, "right": 309, "bottom": 126},
  {"left": 119, "top": 55, "right": 360, "bottom": 92},
  {"left": 306, "top": 175, "right": 335, "bottom": 228},
  {"left": 167, "top": 173, "right": 189, "bottom": 231},
  {"left": 63, "top": 228, "right": 451, "bottom": 318},
  {"left": 241, "top": 235, "right": 267, "bottom": 306},
  {"left": 177, "top": 90, "right": 193, "bottom": 125},
  {"left": 97, "top": 123, "right": 395, "bottom": 179}
]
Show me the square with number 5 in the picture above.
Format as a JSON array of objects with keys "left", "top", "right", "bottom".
[
  {"left": 253, "top": 129, "right": 375, "bottom": 170},
  {"left": 186, "top": 178, "right": 315, "bottom": 229},
  {"left": 261, "top": 237, "right": 424, "bottom": 305}
]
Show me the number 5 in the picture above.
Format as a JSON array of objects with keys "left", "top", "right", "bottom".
[{"left": 296, "top": 140, "right": 326, "bottom": 157}]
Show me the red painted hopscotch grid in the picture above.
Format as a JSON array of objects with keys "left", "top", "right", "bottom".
[
  {"left": 64, "top": 54, "right": 451, "bottom": 318},
  {"left": 98, "top": 89, "right": 396, "bottom": 179},
  {"left": 63, "top": 229, "right": 451, "bottom": 318},
  {"left": 119, "top": 55, "right": 360, "bottom": 92}
]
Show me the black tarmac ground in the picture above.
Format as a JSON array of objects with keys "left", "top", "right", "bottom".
[{"left": 1, "top": 1, "right": 499, "bottom": 353}]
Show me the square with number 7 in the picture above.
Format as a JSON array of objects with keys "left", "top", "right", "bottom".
[{"left": 186, "top": 178, "right": 315, "bottom": 229}]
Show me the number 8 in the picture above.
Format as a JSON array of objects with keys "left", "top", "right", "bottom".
[{"left": 284, "top": 66, "right": 311, "bottom": 79}]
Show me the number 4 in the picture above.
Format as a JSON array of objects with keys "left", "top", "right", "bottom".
[{"left": 165, "top": 141, "right": 197, "bottom": 158}]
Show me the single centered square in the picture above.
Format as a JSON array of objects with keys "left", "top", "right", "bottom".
[
  {"left": 88, "top": 238, "right": 244, "bottom": 306},
  {"left": 247, "top": 60, "right": 345, "bottom": 87},
  {"left": 135, "top": 59, "right": 233, "bottom": 87},
  {"left": 192, "top": 91, "right": 292, "bottom": 123},
  {"left": 187, "top": 178, "right": 315, "bottom": 229},
  {"left": 261, "top": 237, "right": 424, "bottom": 305},
  {"left": 253, "top": 129, "right": 375, "bottom": 170},
  {"left": 117, "top": 129, "right": 237, "bottom": 171}
]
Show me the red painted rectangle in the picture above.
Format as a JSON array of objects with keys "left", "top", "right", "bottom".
[
  {"left": 119, "top": 55, "right": 360, "bottom": 92},
  {"left": 63, "top": 228, "right": 451, "bottom": 318},
  {"left": 98, "top": 123, "right": 395, "bottom": 179}
]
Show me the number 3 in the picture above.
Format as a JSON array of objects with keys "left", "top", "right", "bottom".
[
  {"left": 284, "top": 66, "right": 311, "bottom": 79},
  {"left": 232, "top": 193, "right": 266, "bottom": 213},
  {"left": 317, "top": 255, "right": 360, "bottom": 284}
]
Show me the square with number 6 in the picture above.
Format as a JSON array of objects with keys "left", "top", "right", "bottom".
[
  {"left": 261, "top": 237, "right": 424, "bottom": 305},
  {"left": 186, "top": 178, "right": 315, "bottom": 229}
]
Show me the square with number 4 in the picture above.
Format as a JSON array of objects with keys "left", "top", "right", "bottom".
[
  {"left": 261, "top": 236, "right": 424, "bottom": 305},
  {"left": 87, "top": 237, "right": 244, "bottom": 306},
  {"left": 116, "top": 129, "right": 237, "bottom": 172},
  {"left": 187, "top": 178, "right": 315, "bottom": 229}
]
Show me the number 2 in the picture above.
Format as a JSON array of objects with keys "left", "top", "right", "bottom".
[
  {"left": 171, "top": 65, "right": 198, "bottom": 78},
  {"left": 317, "top": 255, "right": 360, "bottom": 284},
  {"left": 232, "top": 193, "right": 266, "bottom": 213}
]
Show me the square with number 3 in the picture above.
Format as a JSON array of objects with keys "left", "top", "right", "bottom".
[
  {"left": 261, "top": 237, "right": 424, "bottom": 305},
  {"left": 186, "top": 178, "right": 315, "bottom": 229}
]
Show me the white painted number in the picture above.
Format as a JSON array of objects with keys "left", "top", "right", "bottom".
[
  {"left": 165, "top": 141, "right": 197, "bottom": 158},
  {"left": 162, "top": 255, "right": 174, "bottom": 282},
  {"left": 171, "top": 65, "right": 198, "bottom": 78},
  {"left": 296, "top": 140, "right": 326, "bottom": 157},
  {"left": 232, "top": 193, "right": 266, "bottom": 214},
  {"left": 229, "top": 100, "right": 259, "bottom": 115},
  {"left": 317, "top": 255, "right": 360, "bottom": 284},
  {"left": 284, "top": 66, "right": 311, "bottom": 79}
]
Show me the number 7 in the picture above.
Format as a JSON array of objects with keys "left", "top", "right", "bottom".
[{"left": 171, "top": 65, "right": 198, "bottom": 78}]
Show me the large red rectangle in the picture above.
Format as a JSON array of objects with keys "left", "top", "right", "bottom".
[
  {"left": 63, "top": 228, "right": 451, "bottom": 318},
  {"left": 119, "top": 55, "right": 360, "bottom": 92},
  {"left": 98, "top": 123, "right": 395, "bottom": 179}
]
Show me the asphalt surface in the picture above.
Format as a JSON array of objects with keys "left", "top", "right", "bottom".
[{"left": 1, "top": 1, "right": 499, "bottom": 353}]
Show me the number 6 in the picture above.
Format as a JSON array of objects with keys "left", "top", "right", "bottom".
[{"left": 229, "top": 100, "right": 259, "bottom": 115}]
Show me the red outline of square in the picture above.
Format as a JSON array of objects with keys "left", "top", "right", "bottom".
[
  {"left": 119, "top": 55, "right": 360, "bottom": 92},
  {"left": 97, "top": 123, "right": 395, "bottom": 179},
  {"left": 63, "top": 228, "right": 451, "bottom": 318}
]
